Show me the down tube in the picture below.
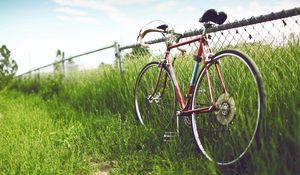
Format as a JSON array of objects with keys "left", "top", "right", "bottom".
[{"left": 168, "top": 63, "right": 185, "bottom": 109}]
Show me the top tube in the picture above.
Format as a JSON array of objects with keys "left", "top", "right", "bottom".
[{"left": 167, "top": 35, "right": 204, "bottom": 50}]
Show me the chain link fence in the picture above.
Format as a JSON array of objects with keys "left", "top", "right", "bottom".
[
  {"left": 16, "top": 43, "right": 119, "bottom": 78},
  {"left": 17, "top": 7, "right": 300, "bottom": 87},
  {"left": 119, "top": 10, "right": 300, "bottom": 166},
  {"left": 120, "top": 7, "right": 300, "bottom": 97}
]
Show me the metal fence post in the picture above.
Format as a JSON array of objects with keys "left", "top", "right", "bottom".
[
  {"left": 114, "top": 41, "right": 122, "bottom": 74},
  {"left": 62, "top": 59, "right": 66, "bottom": 76},
  {"left": 37, "top": 68, "right": 40, "bottom": 80}
]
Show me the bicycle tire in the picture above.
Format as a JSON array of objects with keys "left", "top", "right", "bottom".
[
  {"left": 191, "top": 49, "right": 266, "bottom": 165},
  {"left": 134, "top": 61, "right": 177, "bottom": 142}
]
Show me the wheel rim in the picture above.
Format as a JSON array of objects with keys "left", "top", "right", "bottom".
[
  {"left": 192, "top": 52, "right": 262, "bottom": 165},
  {"left": 134, "top": 63, "right": 177, "bottom": 140}
]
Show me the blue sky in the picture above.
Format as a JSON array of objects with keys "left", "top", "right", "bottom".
[{"left": 1, "top": 0, "right": 299, "bottom": 74}]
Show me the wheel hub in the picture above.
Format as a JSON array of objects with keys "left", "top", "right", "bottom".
[
  {"left": 148, "top": 92, "right": 161, "bottom": 104},
  {"left": 215, "top": 93, "right": 236, "bottom": 125}
]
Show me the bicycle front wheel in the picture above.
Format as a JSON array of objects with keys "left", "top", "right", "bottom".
[
  {"left": 192, "top": 49, "right": 266, "bottom": 165},
  {"left": 134, "top": 61, "right": 177, "bottom": 142}
]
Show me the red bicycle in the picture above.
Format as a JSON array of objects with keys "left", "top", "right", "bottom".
[{"left": 134, "top": 9, "right": 266, "bottom": 165}]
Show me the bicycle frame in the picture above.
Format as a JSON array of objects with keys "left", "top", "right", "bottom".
[{"left": 156, "top": 34, "right": 228, "bottom": 117}]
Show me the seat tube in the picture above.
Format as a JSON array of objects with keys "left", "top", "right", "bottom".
[
  {"left": 199, "top": 38, "right": 214, "bottom": 104},
  {"left": 215, "top": 62, "right": 227, "bottom": 94},
  {"left": 190, "top": 62, "right": 199, "bottom": 85},
  {"left": 183, "top": 62, "right": 200, "bottom": 111},
  {"left": 204, "top": 62, "right": 214, "bottom": 104}
]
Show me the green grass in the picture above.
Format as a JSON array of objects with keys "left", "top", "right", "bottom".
[
  {"left": 0, "top": 92, "right": 91, "bottom": 174},
  {"left": 3, "top": 40, "right": 300, "bottom": 174},
  {"left": 0, "top": 90, "right": 218, "bottom": 174}
]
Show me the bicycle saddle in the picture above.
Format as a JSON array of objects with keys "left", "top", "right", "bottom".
[
  {"left": 157, "top": 24, "right": 168, "bottom": 31},
  {"left": 199, "top": 9, "right": 227, "bottom": 25}
]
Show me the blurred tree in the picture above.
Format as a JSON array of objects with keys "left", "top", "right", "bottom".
[
  {"left": 0, "top": 45, "right": 18, "bottom": 89},
  {"left": 123, "top": 47, "right": 151, "bottom": 60}
]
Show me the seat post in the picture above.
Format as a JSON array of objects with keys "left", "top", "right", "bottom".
[{"left": 203, "top": 22, "right": 213, "bottom": 35}]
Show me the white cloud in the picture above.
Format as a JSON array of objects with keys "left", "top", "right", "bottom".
[
  {"left": 54, "top": 5, "right": 101, "bottom": 25},
  {"left": 54, "top": 7, "right": 87, "bottom": 16},
  {"left": 177, "top": 6, "right": 196, "bottom": 13},
  {"left": 96, "top": 0, "right": 156, "bottom": 6},
  {"left": 76, "top": 16, "right": 100, "bottom": 25},
  {"left": 56, "top": 15, "right": 72, "bottom": 21},
  {"left": 155, "top": 0, "right": 177, "bottom": 12},
  {"left": 52, "top": 0, "right": 137, "bottom": 26},
  {"left": 52, "top": 0, "right": 78, "bottom": 6},
  {"left": 56, "top": 15, "right": 100, "bottom": 25},
  {"left": 53, "top": 0, "right": 155, "bottom": 6}
]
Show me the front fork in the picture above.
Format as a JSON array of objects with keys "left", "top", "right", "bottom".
[
  {"left": 147, "top": 61, "right": 180, "bottom": 141},
  {"left": 147, "top": 61, "right": 168, "bottom": 103}
]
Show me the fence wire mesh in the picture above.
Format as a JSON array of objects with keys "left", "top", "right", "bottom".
[
  {"left": 120, "top": 8, "right": 300, "bottom": 97},
  {"left": 17, "top": 7, "right": 300, "bottom": 95},
  {"left": 17, "top": 44, "right": 117, "bottom": 79}
]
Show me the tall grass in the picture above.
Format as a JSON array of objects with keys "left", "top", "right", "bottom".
[
  {"left": 6, "top": 41, "right": 300, "bottom": 174},
  {"left": 0, "top": 92, "right": 91, "bottom": 174}
]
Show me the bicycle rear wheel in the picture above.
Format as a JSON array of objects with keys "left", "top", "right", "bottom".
[
  {"left": 134, "top": 61, "right": 177, "bottom": 142},
  {"left": 191, "top": 49, "right": 266, "bottom": 165}
]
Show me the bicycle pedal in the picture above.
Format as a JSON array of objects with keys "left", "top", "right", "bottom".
[{"left": 163, "top": 132, "right": 178, "bottom": 142}]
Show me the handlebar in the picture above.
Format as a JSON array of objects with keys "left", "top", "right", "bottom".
[
  {"left": 137, "top": 28, "right": 165, "bottom": 48},
  {"left": 137, "top": 28, "right": 183, "bottom": 48}
]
